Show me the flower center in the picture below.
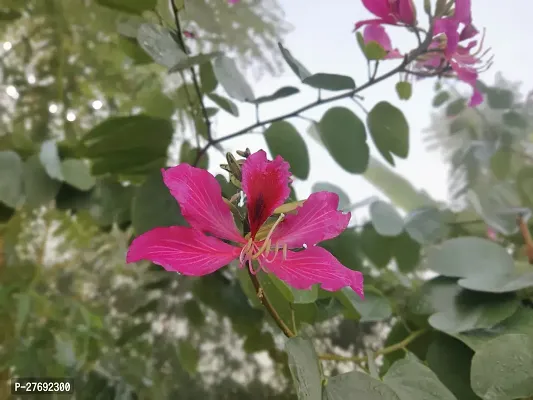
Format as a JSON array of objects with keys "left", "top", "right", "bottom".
[{"left": 239, "top": 213, "right": 288, "bottom": 274}]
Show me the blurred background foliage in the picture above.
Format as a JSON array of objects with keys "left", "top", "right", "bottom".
[{"left": 1, "top": 0, "right": 533, "bottom": 399}]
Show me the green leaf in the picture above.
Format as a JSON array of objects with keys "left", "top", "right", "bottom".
[
  {"left": 119, "top": 36, "right": 153, "bottom": 65},
  {"left": 0, "top": 9, "right": 21, "bottom": 21},
  {"left": 404, "top": 206, "right": 450, "bottom": 245},
  {"left": 426, "top": 237, "right": 514, "bottom": 278},
  {"left": 116, "top": 322, "right": 151, "bottom": 346},
  {"left": 199, "top": 61, "right": 218, "bottom": 93},
  {"left": 15, "top": 293, "right": 31, "bottom": 334},
  {"left": 407, "top": 276, "right": 462, "bottom": 316},
  {"left": 213, "top": 55, "right": 254, "bottom": 101},
  {"left": 81, "top": 115, "right": 172, "bottom": 176},
  {"left": 61, "top": 159, "right": 96, "bottom": 191},
  {"left": 0, "top": 151, "right": 24, "bottom": 208},
  {"left": 392, "top": 232, "right": 421, "bottom": 273},
  {"left": 176, "top": 340, "right": 199, "bottom": 377},
  {"left": 253, "top": 86, "right": 300, "bottom": 104},
  {"left": 320, "top": 228, "right": 363, "bottom": 271},
  {"left": 395, "top": 81, "right": 412, "bottom": 100},
  {"left": 131, "top": 170, "right": 186, "bottom": 235},
  {"left": 96, "top": 0, "right": 156, "bottom": 14},
  {"left": 446, "top": 98, "right": 466, "bottom": 116},
  {"left": 360, "top": 222, "right": 393, "bottom": 268},
  {"left": 490, "top": 146, "right": 512, "bottom": 180},
  {"left": 39, "top": 140, "right": 64, "bottom": 181},
  {"left": 264, "top": 121, "right": 310, "bottom": 180},
  {"left": 517, "top": 166, "right": 533, "bottom": 207},
  {"left": 207, "top": 93, "right": 239, "bottom": 117},
  {"left": 432, "top": 91, "right": 450, "bottom": 107},
  {"left": 471, "top": 334, "right": 533, "bottom": 400},
  {"left": 324, "top": 371, "right": 398, "bottom": 400},
  {"left": 382, "top": 324, "right": 432, "bottom": 371},
  {"left": 319, "top": 107, "right": 369, "bottom": 174},
  {"left": 486, "top": 88, "right": 514, "bottom": 109},
  {"left": 136, "top": 23, "right": 186, "bottom": 68},
  {"left": 90, "top": 181, "right": 133, "bottom": 227},
  {"left": 426, "top": 335, "right": 479, "bottom": 400},
  {"left": 367, "top": 101, "right": 410, "bottom": 166},
  {"left": 303, "top": 73, "right": 355, "bottom": 91},
  {"left": 311, "top": 182, "right": 350, "bottom": 210},
  {"left": 22, "top": 155, "right": 61, "bottom": 208},
  {"left": 278, "top": 42, "right": 312, "bottom": 80},
  {"left": 369, "top": 200, "right": 404, "bottom": 236},
  {"left": 183, "top": 300, "right": 205, "bottom": 327},
  {"left": 267, "top": 274, "right": 318, "bottom": 304},
  {"left": 285, "top": 337, "right": 322, "bottom": 400},
  {"left": 382, "top": 353, "right": 457, "bottom": 400},
  {"left": 364, "top": 41, "right": 387, "bottom": 60},
  {"left": 458, "top": 270, "right": 533, "bottom": 294},
  {"left": 168, "top": 51, "right": 222, "bottom": 73},
  {"left": 179, "top": 142, "right": 209, "bottom": 169},
  {"left": 502, "top": 110, "right": 527, "bottom": 128},
  {"left": 336, "top": 286, "right": 391, "bottom": 322},
  {"left": 428, "top": 291, "right": 520, "bottom": 334}
]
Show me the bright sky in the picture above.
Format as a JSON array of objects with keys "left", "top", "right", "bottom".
[{"left": 210, "top": 0, "right": 532, "bottom": 211}]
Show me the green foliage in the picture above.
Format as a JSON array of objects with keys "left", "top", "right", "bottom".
[
  {"left": 318, "top": 107, "right": 369, "bottom": 173},
  {"left": 303, "top": 73, "right": 356, "bottom": 91},
  {"left": 369, "top": 200, "right": 404, "bottom": 236},
  {"left": 285, "top": 337, "right": 322, "bottom": 400},
  {"left": 395, "top": 81, "right": 412, "bottom": 100},
  {"left": 213, "top": 55, "right": 255, "bottom": 101},
  {"left": 264, "top": 121, "right": 310, "bottom": 180}
]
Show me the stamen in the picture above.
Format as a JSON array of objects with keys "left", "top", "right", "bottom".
[
  {"left": 252, "top": 213, "right": 285, "bottom": 258},
  {"left": 265, "top": 243, "right": 280, "bottom": 262},
  {"left": 239, "top": 239, "right": 253, "bottom": 264}
]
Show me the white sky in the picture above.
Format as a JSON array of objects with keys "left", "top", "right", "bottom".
[{"left": 209, "top": 0, "right": 532, "bottom": 209}]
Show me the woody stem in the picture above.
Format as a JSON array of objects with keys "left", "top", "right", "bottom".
[{"left": 247, "top": 269, "right": 295, "bottom": 338}]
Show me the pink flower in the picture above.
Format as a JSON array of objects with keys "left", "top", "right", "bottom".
[
  {"left": 126, "top": 150, "right": 364, "bottom": 298},
  {"left": 228, "top": 0, "right": 239, "bottom": 3},
  {"left": 363, "top": 25, "right": 403, "bottom": 59},
  {"left": 355, "top": 0, "right": 417, "bottom": 31}
]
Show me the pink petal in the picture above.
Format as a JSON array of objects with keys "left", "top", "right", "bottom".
[
  {"left": 126, "top": 226, "right": 240, "bottom": 275},
  {"left": 270, "top": 192, "right": 350, "bottom": 249},
  {"left": 361, "top": 0, "right": 391, "bottom": 19},
  {"left": 452, "top": 0, "right": 472, "bottom": 24},
  {"left": 363, "top": 24, "right": 393, "bottom": 52},
  {"left": 262, "top": 246, "right": 364, "bottom": 298},
  {"left": 397, "top": 0, "right": 416, "bottom": 25},
  {"left": 459, "top": 24, "right": 478, "bottom": 41},
  {"left": 450, "top": 61, "right": 483, "bottom": 107},
  {"left": 354, "top": 18, "right": 393, "bottom": 31},
  {"left": 241, "top": 150, "right": 291, "bottom": 238},
  {"left": 162, "top": 164, "right": 244, "bottom": 243}
]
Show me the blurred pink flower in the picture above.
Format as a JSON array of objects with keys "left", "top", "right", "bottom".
[
  {"left": 363, "top": 25, "right": 403, "bottom": 59},
  {"left": 126, "top": 150, "right": 364, "bottom": 297},
  {"left": 228, "top": 0, "right": 239, "bottom": 4},
  {"left": 354, "top": 0, "right": 416, "bottom": 31}
]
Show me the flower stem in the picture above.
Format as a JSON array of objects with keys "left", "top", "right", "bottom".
[
  {"left": 247, "top": 270, "right": 295, "bottom": 338},
  {"left": 318, "top": 329, "right": 426, "bottom": 363}
]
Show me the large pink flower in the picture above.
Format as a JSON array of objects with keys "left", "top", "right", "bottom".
[
  {"left": 363, "top": 25, "right": 403, "bottom": 59},
  {"left": 126, "top": 150, "right": 364, "bottom": 298},
  {"left": 354, "top": 0, "right": 416, "bottom": 31}
]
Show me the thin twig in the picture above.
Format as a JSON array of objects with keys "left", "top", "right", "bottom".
[
  {"left": 247, "top": 269, "right": 295, "bottom": 338},
  {"left": 171, "top": 0, "right": 212, "bottom": 142},
  {"left": 318, "top": 329, "right": 426, "bottom": 363}
]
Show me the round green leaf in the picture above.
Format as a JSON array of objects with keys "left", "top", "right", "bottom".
[
  {"left": 90, "top": 181, "right": 134, "bottom": 227},
  {"left": 319, "top": 107, "right": 369, "bottom": 174},
  {"left": 502, "top": 110, "right": 527, "bottom": 128},
  {"left": 392, "top": 232, "right": 420, "bottom": 273},
  {"left": 176, "top": 340, "right": 199, "bottom": 377},
  {"left": 367, "top": 101, "right": 409, "bottom": 166},
  {"left": 426, "top": 237, "right": 514, "bottom": 278},
  {"left": 458, "top": 270, "right": 533, "bottom": 294},
  {"left": 0, "top": 150, "right": 24, "bottom": 208},
  {"left": 336, "top": 286, "right": 391, "bottom": 322},
  {"left": 383, "top": 353, "right": 457, "bottom": 400},
  {"left": 207, "top": 93, "right": 239, "bottom": 117},
  {"left": 168, "top": 51, "right": 222, "bottom": 73},
  {"left": 253, "top": 86, "right": 300, "bottom": 104},
  {"left": 395, "top": 81, "right": 412, "bottom": 100},
  {"left": 404, "top": 206, "right": 450, "bottom": 245},
  {"left": 137, "top": 23, "right": 186, "bottom": 68},
  {"left": 324, "top": 371, "right": 398, "bottom": 400},
  {"left": 446, "top": 98, "right": 466, "bottom": 116},
  {"left": 22, "top": 155, "right": 61, "bottom": 208},
  {"left": 428, "top": 291, "right": 519, "bottom": 334},
  {"left": 471, "top": 334, "right": 533, "bottom": 400},
  {"left": 303, "top": 73, "right": 355, "bottom": 91},
  {"left": 426, "top": 335, "right": 478, "bottom": 400},
  {"left": 39, "top": 140, "right": 64, "bottom": 181},
  {"left": 364, "top": 41, "right": 387, "bottom": 60},
  {"left": 285, "top": 337, "right": 322, "bottom": 400},
  {"left": 61, "top": 159, "right": 96, "bottom": 191},
  {"left": 311, "top": 182, "right": 350, "bottom": 210},
  {"left": 486, "top": 88, "right": 514, "bottom": 110},
  {"left": 407, "top": 276, "right": 462, "bottom": 316},
  {"left": 213, "top": 55, "right": 254, "bottom": 102},
  {"left": 369, "top": 200, "right": 404, "bottom": 236},
  {"left": 432, "top": 91, "right": 450, "bottom": 107},
  {"left": 131, "top": 170, "right": 186, "bottom": 235},
  {"left": 278, "top": 42, "right": 312, "bottom": 81},
  {"left": 264, "top": 121, "right": 309, "bottom": 179},
  {"left": 360, "top": 222, "right": 393, "bottom": 268},
  {"left": 199, "top": 61, "right": 218, "bottom": 93}
]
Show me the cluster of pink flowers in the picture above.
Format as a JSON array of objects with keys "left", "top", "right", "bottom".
[
  {"left": 355, "top": 0, "right": 490, "bottom": 106},
  {"left": 127, "top": 150, "right": 364, "bottom": 298}
]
